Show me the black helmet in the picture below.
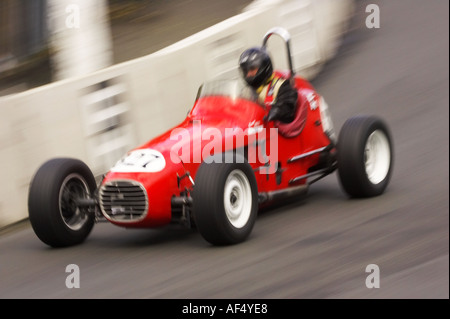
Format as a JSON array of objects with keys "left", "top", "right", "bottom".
[{"left": 239, "top": 47, "right": 273, "bottom": 89}]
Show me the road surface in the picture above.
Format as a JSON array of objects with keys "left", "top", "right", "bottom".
[{"left": 0, "top": 0, "right": 448, "bottom": 301}]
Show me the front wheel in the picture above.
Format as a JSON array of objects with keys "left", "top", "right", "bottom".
[
  {"left": 337, "top": 115, "right": 394, "bottom": 198},
  {"left": 193, "top": 153, "right": 258, "bottom": 245},
  {"left": 28, "top": 158, "right": 97, "bottom": 247}
]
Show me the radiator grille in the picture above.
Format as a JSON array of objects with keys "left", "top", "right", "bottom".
[{"left": 99, "top": 180, "right": 148, "bottom": 222}]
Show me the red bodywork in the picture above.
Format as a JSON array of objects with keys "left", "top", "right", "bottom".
[{"left": 100, "top": 73, "right": 335, "bottom": 228}]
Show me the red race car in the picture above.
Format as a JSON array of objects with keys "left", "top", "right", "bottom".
[{"left": 28, "top": 28, "right": 394, "bottom": 247}]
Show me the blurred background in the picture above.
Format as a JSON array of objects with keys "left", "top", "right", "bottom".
[
  {"left": 0, "top": 0, "right": 49, "bottom": 95},
  {"left": 0, "top": 0, "right": 447, "bottom": 299},
  {"left": 0, "top": 0, "right": 253, "bottom": 96}
]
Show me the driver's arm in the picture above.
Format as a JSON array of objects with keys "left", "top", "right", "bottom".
[{"left": 267, "top": 81, "right": 298, "bottom": 123}]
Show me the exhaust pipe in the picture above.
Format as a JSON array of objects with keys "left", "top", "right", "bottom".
[{"left": 258, "top": 185, "right": 308, "bottom": 204}]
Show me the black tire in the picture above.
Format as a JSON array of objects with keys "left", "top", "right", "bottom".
[
  {"left": 337, "top": 115, "right": 393, "bottom": 198},
  {"left": 28, "top": 158, "right": 97, "bottom": 247},
  {"left": 193, "top": 153, "right": 258, "bottom": 245}
]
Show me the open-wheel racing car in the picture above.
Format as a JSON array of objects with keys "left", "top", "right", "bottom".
[{"left": 28, "top": 28, "right": 394, "bottom": 247}]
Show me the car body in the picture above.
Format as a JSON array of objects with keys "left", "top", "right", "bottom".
[{"left": 28, "top": 28, "right": 394, "bottom": 247}]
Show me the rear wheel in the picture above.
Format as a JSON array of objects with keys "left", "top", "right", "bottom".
[
  {"left": 337, "top": 115, "right": 393, "bottom": 197},
  {"left": 28, "top": 158, "right": 97, "bottom": 247},
  {"left": 193, "top": 153, "right": 258, "bottom": 245}
]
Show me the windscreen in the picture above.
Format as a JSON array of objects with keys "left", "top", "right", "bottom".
[{"left": 195, "top": 78, "right": 258, "bottom": 103}]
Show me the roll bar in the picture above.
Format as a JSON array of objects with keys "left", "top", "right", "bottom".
[{"left": 261, "top": 27, "right": 295, "bottom": 84}]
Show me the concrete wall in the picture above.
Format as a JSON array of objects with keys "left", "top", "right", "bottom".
[{"left": 0, "top": 0, "right": 354, "bottom": 228}]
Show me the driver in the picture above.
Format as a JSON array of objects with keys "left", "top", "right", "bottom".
[{"left": 239, "top": 47, "right": 297, "bottom": 123}]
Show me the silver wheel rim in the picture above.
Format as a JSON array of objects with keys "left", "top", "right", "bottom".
[
  {"left": 59, "top": 173, "right": 91, "bottom": 231},
  {"left": 365, "top": 130, "right": 391, "bottom": 184},
  {"left": 223, "top": 169, "right": 252, "bottom": 229}
]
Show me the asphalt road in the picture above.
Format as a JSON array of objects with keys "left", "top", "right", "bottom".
[{"left": 0, "top": 0, "right": 448, "bottom": 300}]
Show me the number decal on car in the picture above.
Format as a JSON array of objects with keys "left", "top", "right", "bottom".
[{"left": 111, "top": 149, "right": 166, "bottom": 173}]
